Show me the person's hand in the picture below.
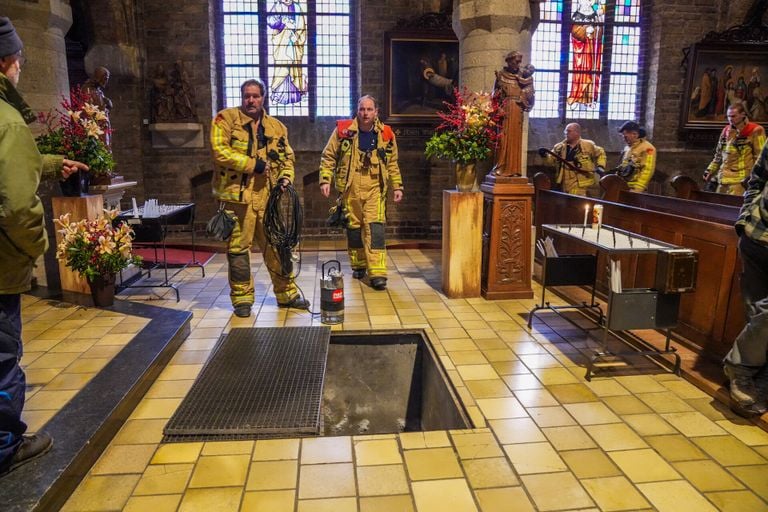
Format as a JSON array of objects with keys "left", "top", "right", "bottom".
[
  {"left": 320, "top": 183, "right": 330, "bottom": 198},
  {"left": 393, "top": 189, "right": 403, "bottom": 202},
  {"left": 278, "top": 177, "right": 290, "bottom": 190},
  {"left": 596, "top": 166, "right": 605, "bottom": 176},
  {"left": 61, "top": 159, "right": 88, "bottom": 179},
  {"left": 703, "top": 171, "right": 712, "bottom": 182},
  {"left": 537, "top": 147, "right": 549, "bottom": 158}
]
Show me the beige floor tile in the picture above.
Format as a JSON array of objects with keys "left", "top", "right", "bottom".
[
  {"left": 519, "top": 353, "right": 561, "bottom": 369},
  {"left": 660, "top": 379, "right": 711, "bottom": 400},
  {"left": 404, "top": 447, "right": 463, "bottom": 480},
  {"left": 21, "top": 409, "right": 57, "bottom": 434},
  {"left": 157, "top": 364, "right": 203, "bottom": 381},
  {"left": 24, "top": 389, "right": 78, "bottom": 410},
  {"left": 475, "top": 397, "right": 527, "bottom": 420},
  {"left": 297, "top": 497, "right": 358, "bottom": 512},
  {"left": 448, "top": 351, "right": 488, "bottom": 365},
  {"left": 564, "top": 402, "right": 621, "bottom": 425},
  {"left": 61, "top": 474, "right": 141, "bottom": 512},
  {"left": 727, "top": 465, "right": 768, "bottom": 501},
  {"left": 130, "top": 398, "right": 182, "bottom": 420},
  {"left": 615, "top": 375, "right": 668, "bottom": 394},
  {"left": 608, "top": 449, "right": 681, "bottom": 483},
  {"left": 475, "top": 487, "right": 535, "bottom": 512},
  {"left": 716, "top": 419, "right": 768, "bottom": 447},
  {"left": 521, "top": 472, "right": 594, "bottom": 511},
  {"left": 661, "top": 412, "right": 727, "bottom": 437},
  {"left": 693, "top": 436, "right": 766, "bottom": 466},
  {"left": 493, "top": 360, "right": 534, "bottom": 376},
  {"left": 66, "top": 358, "right": 111, "bottom": 373},
  {"left": 465, "top": 379, "right": 513, "bottom": 398},
  {"left": 514, "top": 388, "right": 559, "bottom": 407},
  {"left": 636, "top": 392, "right": 695, "bottom": 414},
  {"left": 561, "top": 449, "right": 622, "bottom": 479},
  {"left": 133, "top": 463, "right": 194, "bottom": 495},
  {"left": 601, "top": 395, "right": 653, "bottom": 415},
  {"left": 585, "top": 379, "right": 631, "bottom": 397},
  {"left": 584, "top": 423, "right": 648, "bottom": 451},
  {"left": 527, "top": 406, "right": 577, "bottom": 427},
  {"left": 645, "top": 434, "right": 708, "bottom": 462},
  {"left": 113, "top": 419, "right": 166, "bottom": 445},
  {"left": 253, "top": 439, "right": 300, "bottom": 460},
  {"left": 547, "top": 383, "right": 599, "bottom": 404},
  {"left": 582, "top": 476, "right": 651, "bottom": 511},
  {"left": 359, "top": 495, "right": 415, "bottom": 512},
  {"left": 357, "top": 464, "right": 410, "bottom": 496},
  {"left": 178, "top": 487, "right": 243, "bottom": 512},
  {"left": 23, "top": 368, "right": 63, "bottom": 386},
  {"left": 542, "top": 425, "right": 597, "bottom": 451},
  {"left": 411, "top": 479, "right": 478, "bottom": 512},
  {"left": 638, "top": 481, "right": 719, "bottom": 512},
  {"left": 92, "top": 444, "right": 156, "bottom": 475},
  {"left": 144, "top": 379, "right": 195, "bottom": 399},
  {"left": 422, "top": 431, "right": 451, "bottom": 448},
  {"left": 456, "top": 364, "right": 499, "bottom": 381},
  {"left": 355, "top": 439, "right": 402, "bottom": 466},
  {"left": 502, "top": 373, "right": 543, "bottom": 390},
  {"left": 123, "top": 494, "right": 182, "bottom": 512},
  {"left": 43, "top": 372, "right": 96, "bottom": 391},
  {"left": 188, "top": 454, "right": 250, "bottom": 488},
  {"left": 704, "top": 490, "right": 768, "bottom": 512},
  {"left": 673, "top": 460, "right": 744, "bottom": 492},
  {"left": 623, "top": 413, "right": 677, "bottom": 436},
  {"left": 461, "top": 457, "right": 518, "bottom": 488},
  {"left": 489, "top": 417, "right": 545, "bottom": 444},
  {"left": 151, "top": 442, "right": 203, "bottom": 464},
  {"left": 301, "top": 436, "right": 352, "bottom": 464},
  {"left": 503, "top": 442, "right": 567, "bottom": 474},
  {"left": 246, "top": 460, "right": 298, "bottom": 491},
  {"left": 241, "top": 490, "right": 295, "bottom": 512},
  {"left": 298, "top": 462, "right": 355, "bottom": 499},
  {"left": 201, "top": 441, "right": 254, "bottom": 456},
  {"left": 481, "top": 348, "right": 516, "bottom": 362},
  {"left": 450, "top": 432, "right": 504, "bottom": 459}
]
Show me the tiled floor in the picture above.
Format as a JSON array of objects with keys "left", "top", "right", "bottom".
[{"left": 21, "top": 246, "right": 768, "bottom": 511}]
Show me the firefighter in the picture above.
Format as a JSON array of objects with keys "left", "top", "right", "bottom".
[
  {"left": 613, "top": 121, "right": 656, "bottom": 192},
  {"left": 538, "top": 122, "right": 606, "bottom": 196},
  {"left": 319, "top": 95, "right": 404, "bottom": 290},
  {"left": 210, "top": 78, "right": 309, "bottom": 317},
  {"left": 704, "top": 102, "right": 766, "bottom": 196}
]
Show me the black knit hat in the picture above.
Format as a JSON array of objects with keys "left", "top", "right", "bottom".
[
  {"left": 618, "top": 121, "right": 646, "bottom": 138},
  {"left": 0, "top": 17, "right": 23, "bottom": 58}
]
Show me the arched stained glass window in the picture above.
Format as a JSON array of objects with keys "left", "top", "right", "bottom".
[
  {"left": 217, "top": 0, "right": 356, "bottom": 119},
  {"left": 531, "top": 0, "right": 643, "bottom": 120}
]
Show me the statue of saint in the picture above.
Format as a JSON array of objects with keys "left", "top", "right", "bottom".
[
  {"left": 150, "top": 64, "right": 174, "bottom": 122},
  {"left": 492, "top": 51, "right": 535, "bottom": 177},
  {"left": 169, "top": 60, "right": 197, "bottom": 121},
  {"left": 82, "top": 66, "right": 113, "bottom": 147}
]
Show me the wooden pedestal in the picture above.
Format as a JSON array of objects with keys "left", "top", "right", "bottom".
[
  {"left": 442, "top": 190, "right": 482, "bottom": 298},
  {"left": 52, "top": 195, "right": 104, "bottom": 294},
  {"left": 480, "top": 176, "right": 534, "bottom": 299}
]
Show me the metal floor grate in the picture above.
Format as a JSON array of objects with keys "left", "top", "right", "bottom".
[{"left": 163, "top": 326, "right": 330, "bottom": 442}]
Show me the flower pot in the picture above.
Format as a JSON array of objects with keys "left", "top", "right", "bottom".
[
  {"left": 87, "top": 273, "right": 116, "bottom": 307},
  {"left": 59, "top": 169, "right": 90, "bottom": 197},
  {"left": 454, "top": 161, "right": 478, "bottom": 192}
]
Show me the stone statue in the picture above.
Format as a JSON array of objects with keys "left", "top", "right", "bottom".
[
  {"left": 492, "top": 51, "right": 536, "bottom": 177},
  {"left": 150, "top": 61, "right": 197, "bottom": 122},
  {"left": 81, "top": 66, "right": 113, "bottom": 147}
]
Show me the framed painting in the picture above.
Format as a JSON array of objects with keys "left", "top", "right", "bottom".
[
  {"left": 384, "top": 32, "right": 459, "bottom": 124},
  {"left": 681, "top": 42, "right": 768, "bottom": 130}
]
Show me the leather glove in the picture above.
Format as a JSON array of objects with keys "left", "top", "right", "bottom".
[
  {"left": 537, "top": 147, "right": 548, "bottom": 158},
  {"left": 735, "top": 223, "right": 745, "bottom": 237},
  {"left": 254, "top": 158, "right": 266, "bottom": 174},
  {"left": 596, "top": 166, "right": 606, "bottom": 176}
]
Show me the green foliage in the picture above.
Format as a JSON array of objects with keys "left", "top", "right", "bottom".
[{"left": 425, "top": 131, "right": 492, "bottom": 164}]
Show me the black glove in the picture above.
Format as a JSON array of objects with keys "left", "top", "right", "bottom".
[
  {"left": 254, "top": 158, "right": 266, "bottom": 174},
  {"left": 735, "top": 223, "right": 745, "bottom": 237},
  {"left": 537, "top": 147, "right": 549, "bottom": 158},
  {"left": 596, "top": 166, "right": 606, "bottom": 176}
]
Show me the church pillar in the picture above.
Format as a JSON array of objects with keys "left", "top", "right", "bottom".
[{"left": 81, "top": 0, "right": 141, "bottom": 78}]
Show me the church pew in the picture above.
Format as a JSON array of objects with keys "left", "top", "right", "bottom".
[
  {"left": 670, "top": 174, "right": 745, "bottom": 208},
  {"left": 533, "top": 176, "right": 744, "bottom": 362}
]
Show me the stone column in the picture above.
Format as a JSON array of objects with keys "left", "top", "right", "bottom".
[
  {"left": 82, "top": 0, "right": 141, "bottom": 78},
  {"left": 452, "top": 0, "right": 533, "bottom": 172},
  {"left": 7, "top": 1, "right": 73, "bottom": 290}
]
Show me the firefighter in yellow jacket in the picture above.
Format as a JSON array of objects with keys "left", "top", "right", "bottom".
[
  {"left": 538, "top": 123, "right": 606, "bottom": 196},
  {"left": 319, "top": 96, "right": 403, "bottom": 290},
  {"left": 210, "top": 79, "right": 309, "bottom": 317},
  {"left": 704, "top": 103, "right": 766, "bottom": 196},
  {"left": 613, "top": 121, "right": 656, "bottom": 192}
]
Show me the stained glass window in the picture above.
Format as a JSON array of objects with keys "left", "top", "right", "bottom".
[
  {"left": 531, "top": 0, "right": 644, "bottom": 120},
  {"left": 218, "top": 0, "right": 356, "bottom": 118}
]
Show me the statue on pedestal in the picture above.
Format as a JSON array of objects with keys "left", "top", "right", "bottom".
[
  {"left": 491, "top": 51, "right": 535, "bottom": 177},
  {"left": 82, "top": 66, "right": 113, "bottom": 148},
  {"left": 150, "top": 61, "right": 197, "bottom": 122}
]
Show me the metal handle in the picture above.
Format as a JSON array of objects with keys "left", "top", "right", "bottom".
[{"left": 322, "top": 259, "right": 341, "bottom": 278}]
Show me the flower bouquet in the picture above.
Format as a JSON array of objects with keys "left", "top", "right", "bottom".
[
  {"left": 36, "top": 86, "right": 114, "bottom": 195},
  {"left": 55, "top": 210, "right": 140, "bottom": 305}
]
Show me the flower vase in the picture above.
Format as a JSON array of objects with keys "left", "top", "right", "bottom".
[
  {"left": 87, "top": 274, "right": 116, "bottom": 307},
  {"left": 454, "top": 161, "right": 478, "bottom": 192}
]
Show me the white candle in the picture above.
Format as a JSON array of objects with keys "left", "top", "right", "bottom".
[
  {"left": 583, "top": 205, "right": 589, "bottom": 227},
  {"left": 132, "top": 197, "right": 139, "bottom": 217}
]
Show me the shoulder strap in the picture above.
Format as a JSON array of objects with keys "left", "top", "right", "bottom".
[
  {"left": 381, "top": 125, "right": 394, "bottom": 142},
  {"left": 337, "top": 119, "right": 355, "bottom": 138}
]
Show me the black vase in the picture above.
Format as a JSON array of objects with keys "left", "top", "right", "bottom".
[
  {"left": 59, "top": 169, "right": 90, "bottom": 197},
  {"left": 87, "top": 273, "right": 116, "bottom": 307}
]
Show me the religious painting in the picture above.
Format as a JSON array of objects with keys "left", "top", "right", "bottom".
[
  {"left": 384, "top": 32, "right": 459, "bottom": 124},
  {"left": 267, "top": 0, "right": 308, "bottom": 106},
  {"left": 681, "top": 42, "right": 768, "bottom": 129},
  {"left": 566, "top": 0, "right": 606, "bottom": 113}
]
